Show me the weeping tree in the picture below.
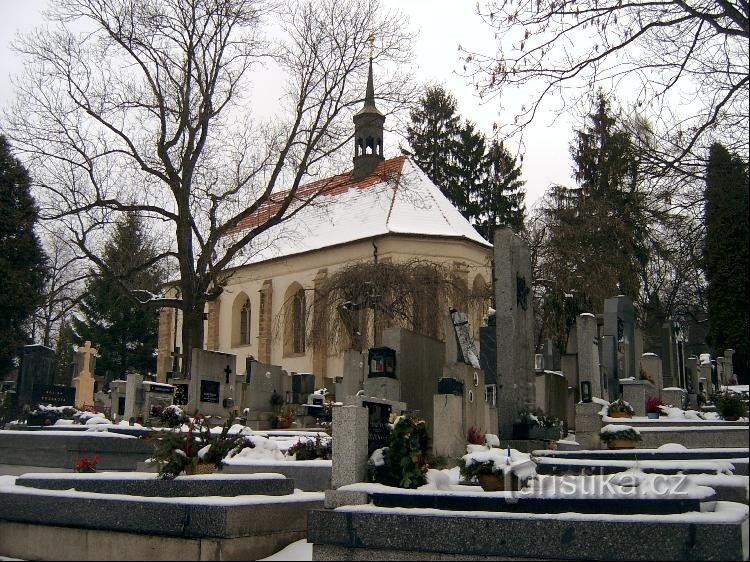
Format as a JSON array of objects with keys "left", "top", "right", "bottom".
[
  {"left": 6, "top": 0, "right": 414, "bottom": 377},
  {"left": 295, "top": 260, "right": 493, "bottom": 354}
]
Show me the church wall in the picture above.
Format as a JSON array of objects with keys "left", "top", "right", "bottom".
[{"left": 158, "top": 235, "right": 492, "bottom": 390}]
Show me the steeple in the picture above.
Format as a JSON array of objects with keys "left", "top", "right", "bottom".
[{"left": 352, "top": 56, "right": 385, "bottom": 180}]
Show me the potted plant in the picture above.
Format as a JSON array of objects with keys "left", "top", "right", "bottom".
[
  {"left": 466, "top": 426, "right": 486, "bottom": 452},
  {"left": 529, "top": 413, "right": 564, "bottom": 441},
  {"left": 458, "top": 447, "right": 536, "bottom": 491},
  {"left": 713, "top": 391, "right": 748, "bottom": 421},
  {"left": 148, "top": 412, "right": 245, "bottom": 479},
  {"left": 646, "top": 397, "right": 664, "bottom": 419},
  {"left": 600, "top": 424, "right": 642, "bottom": 449},
  {"left": 607, "top": 398, "right": 634, "bottom": 418}
]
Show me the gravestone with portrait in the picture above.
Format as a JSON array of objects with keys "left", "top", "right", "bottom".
[
  {"left": 433, "top": 308, "right": 496, "bottom": 458},
  {"left": 187, "top": 349, "right": 237, "bottom": 420},
  {"left": 363, "top": 346, "right": 399, "bottom": 403},
  {"left": 17, "top": 344, "right": 56, "bottom": 409}
]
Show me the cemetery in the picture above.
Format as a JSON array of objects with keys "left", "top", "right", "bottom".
[
  {"left": 0, "top": 46, "right": 747, "bottom": 561},
  {"left": 0, "top": 225, "right": 747, "bottom": 561}
]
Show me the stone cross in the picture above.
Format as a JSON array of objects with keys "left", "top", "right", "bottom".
[{"left": 73, "top": 341, "right": 97, "bottom": 409}]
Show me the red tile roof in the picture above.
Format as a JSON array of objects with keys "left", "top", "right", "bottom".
[{"left": 228, "top": 156, "right": 407, "bottom": 234}]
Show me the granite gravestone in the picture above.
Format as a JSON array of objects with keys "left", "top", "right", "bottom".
[
  {"left": 187, "top": 349, "right": 237, "bottom": 419},
  {"left": 364, "top": 400, "right": 392, "bottom": 456},
  {"left": 30, "top": 384, "right": 75, "bottom": 408},
  {"left": 17, "top": 344, "right": 56, "bottom": 408},
  {"left": 601, "top": 296, "right": 636, "bottom": 401},
  {"left": 494, "top": 227, "right": 535, "bottom": 438}
]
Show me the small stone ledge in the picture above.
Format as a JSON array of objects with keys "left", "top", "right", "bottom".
[{"left": 324, "top": 489, "right": 369, "bottom": 509}]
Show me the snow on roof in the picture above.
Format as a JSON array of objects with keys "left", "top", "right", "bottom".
[{"left": 223, "top": 156, "right": 491, "bottom": 269}]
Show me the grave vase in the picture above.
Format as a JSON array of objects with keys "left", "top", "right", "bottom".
[
  {"left": 478, "top": 472, "right": 520, "bottom": 492},
  {"left": 185, "top": 462, "right": 215, "bottom": 475},
  {"left": 607, "top": 439, "right": 638, "bottom": 450}
]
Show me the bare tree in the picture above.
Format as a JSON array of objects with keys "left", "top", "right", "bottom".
[
  {"left": 461, "top": 0, "right": 749, "bottom": 174},
  {"left": 30, "top": 227, "right": 87, "bottom": 348},
  {"left": 5, "top": 0, "right": 414, "bottom": 376}
]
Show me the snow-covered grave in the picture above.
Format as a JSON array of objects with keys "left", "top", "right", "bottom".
[
  {"left": 310, "top": 464, "right": 749, "bottom": 561},
  {"left": 0, "top": 471, "right": 324, "bottom": 561}
]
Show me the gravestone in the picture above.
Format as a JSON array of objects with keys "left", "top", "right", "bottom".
[
  {"left": 30, "top": 384, "right": 75, "bottom": 408},
  {"left": 73, "top": 341, "right": 97, "bottom": 410},
  {"left": 363, "top": 347, "right": 400, "bottom": 403},
  {"left": 494, "top": 227, "right": 535, "bottom": 438},
  {"left": 292, "top": 372, "right": 316, "bottom": 404},
  {"left": 364, "top": 400, "right": 392, "bottom": 456},
  {"left": 661, "top": 320, "right": 687, "bottom": 389},
  {"left": 142, "top": 381, "right": 175, "bottom": 419},
  {"left": 640, "top": 353, "right": 663, "bottom": 397},
  {"left": 576, "top": 313, "right": 603, "bottom": 399},
  {"left": 187, "top": 349, "right": 237, "bottom": 419},
  {"left": 17, "top": 344, "right": 56, "bottom": 408},
  {"left": 123, "top": 372, "right": 144, "bottom": 422},
  {"left": 109, "top": 380, "right": 127, "bottom": 421},
  {"left": 241, "top": 358, "right": 287, "bottom": 429},
  {"left": 340, "top": 350, "right": 365, "bottom": 401},
  {"left": 601, "top": 296, "right": 636, "bottom": 401}
]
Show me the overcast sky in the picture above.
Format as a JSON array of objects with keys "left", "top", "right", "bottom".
[{"left": 0, "top": 0, "right": 577, "bottom": 210}]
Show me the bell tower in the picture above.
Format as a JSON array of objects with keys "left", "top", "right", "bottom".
[{"left": 352, "top": 55, "right": 385, "bottom": 180}]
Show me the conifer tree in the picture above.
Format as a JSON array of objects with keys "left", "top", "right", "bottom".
[
  {"left": 406, "top": 85, "right": 461, "bottom": 200},
  {"left": 704, "top": 143, "right": 749, "bottom": 381},
  {"left": 476, "top": 139, "right": 525, "bottom": 240},
  {"left": 0, "top": 135, "right": 47, "bottom": 376},
  {"left": 52, "top": 319, "right": 76, "bottom": 386},
  {"left": 453, "top": 121, "right": 487, "bottom": 220},
  {"left": 72, "top": 213, "right": 163, "bottom": 384}
]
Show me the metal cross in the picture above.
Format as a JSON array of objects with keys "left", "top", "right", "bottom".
[{"left": 224, "top": 365, "right": 233, "bottom": 384}]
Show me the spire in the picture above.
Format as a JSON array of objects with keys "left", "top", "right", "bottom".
[
  {"left": 364, "top": 57, "right": 376, "bottom": 109},
  {"left": 352, "top": 49, "right": 385, "bottom": 179}
]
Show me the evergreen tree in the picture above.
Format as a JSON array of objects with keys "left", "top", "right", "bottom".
[
  {"left": 53, "top": 319, "right": 76, "bottom": 386},
  {"left": 535, "top": 92, "right": 650, "bottom": 352},
  {"left": 476, "top": 139, "right": 525, "bottom": 240},
  {"left": 453, "top": 121, "right": 487, "bottom": 220},
  {"left": 0, "top": 135, "right": 47, "bottom": 376},
  {"left": 72, "top": 213, "right": 163, "bottom": 384},
  {"left": 704, "top": 143, "right": 749, "bottom": 381},
  {"left": 407, "top": 85, "right": 526, "bottom": 239},
  {"left": 406, "top": 85, "right": 461, "bottom": 200}
]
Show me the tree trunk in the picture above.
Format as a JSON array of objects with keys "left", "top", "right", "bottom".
[{"left": 180, "top": 299, "right": 205, "bottom": 379}]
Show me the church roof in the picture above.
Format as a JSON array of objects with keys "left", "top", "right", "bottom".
[{"left": 224, "top": 156, "right": 492, "bottom": 268}]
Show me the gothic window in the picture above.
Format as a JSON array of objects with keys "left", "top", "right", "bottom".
[
  {"left": 292, "top": 289, "right": 306, "bottom": 354},
  {"left": 240, "top": 299, "right": 251, "bottom": 345}
]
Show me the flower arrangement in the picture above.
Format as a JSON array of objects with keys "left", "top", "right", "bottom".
[
  {"left": 269, "top": 405, "right": 297, "bottom": 429},
  {"left": 287, "top": 434, "right": 332, "bottom": 460},
  {"left": 74, "top": 454, "right": 101, "bottom": 473},
  {"left": 458, "top": 447, "right": 536, "bottom": 491},
  {"left": 155, "top": 404, "right": 190, "bottom": 428},
  {"left": 367, "top": 415, "right": 430, "bottom": 489},
  {"left": 713, "top": 391, "right": 748, "bottom": 420},
  {"left": 607, "top": 398, "right": 634, "bottom": 417},
  {"left": 148, "top": 412, "right": 246, "bottom": 479},
  {"left": 646, "top": 397, "right": 665, "bottom": 414},
  {"left": 466, "top": 426, "right": 486, "bottom": 445}
]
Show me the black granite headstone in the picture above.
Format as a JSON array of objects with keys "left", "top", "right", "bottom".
[
  {"left": 199, "top": 380, "right": 220, "bottom": 403},
  {"left": 364, "top": 400, "right": 392, "bottom": 456},
  {"left": 31, "top": 384, "right": 75, "bottom": 407},
  {"left": 17, "top": 345, "right": 56, "bottom": 408}
]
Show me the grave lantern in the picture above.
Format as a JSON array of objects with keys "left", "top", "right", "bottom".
[
  {"left": 580, "top": 381, "right": 592, "bottom": 403},
  {"left": 367, "top": 347, "right": 396, "bottom": 379}
]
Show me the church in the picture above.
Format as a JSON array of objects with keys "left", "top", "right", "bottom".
[{"left": 155, "top": 61, "right": 493, "bottom": 390}]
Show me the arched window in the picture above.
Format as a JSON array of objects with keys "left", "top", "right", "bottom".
[
  {"left": 292, "top": 289, "right": 306, "bottom": 354},
  {"left": 284, "top": 283, "right": 307, "bottom": 356},
  {"left": 240, "top": 299, "right": 251, "bottom": 345}
]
